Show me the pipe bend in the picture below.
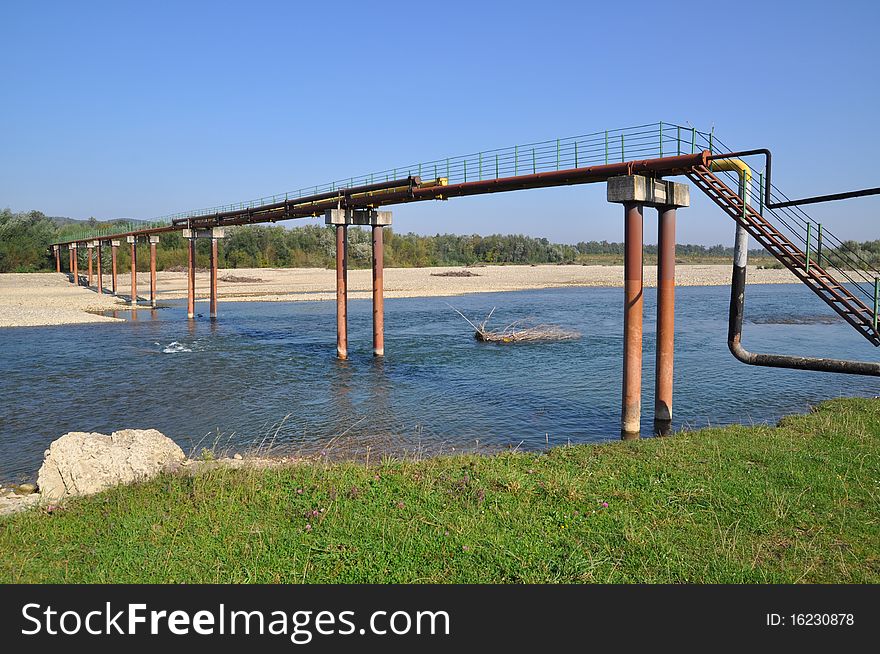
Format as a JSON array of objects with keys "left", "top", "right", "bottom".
[
  {"left": 729, "top": 336, "right": 880, "bottom": 376},
  {"left": 728, "top": 336, "right": 757, "bottom": 366},
  {"left": 729, "top": 289, "right": 880, "bottom": 376}
]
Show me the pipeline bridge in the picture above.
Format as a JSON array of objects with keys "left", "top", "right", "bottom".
[{"left": 50, "top": 122, "right": 880, "bottom": 438}]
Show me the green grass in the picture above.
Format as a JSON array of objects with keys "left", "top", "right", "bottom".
[{"left": 2, "top": 398, "right": 879, "bottom": 583}]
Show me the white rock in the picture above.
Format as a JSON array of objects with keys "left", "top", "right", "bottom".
[{"left": 36, "top": 429, "right": 185, "bottom": 502}]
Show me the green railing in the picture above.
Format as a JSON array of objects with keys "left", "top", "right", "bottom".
[
  {"left": 56, "top": 220, "right": 172, "bottom": 245},
  {"left": 54, "top": 121, "right": 712, "bottom": 244},
  {"left": 701, "top": 131, "right": 880, "bottom": 313}
]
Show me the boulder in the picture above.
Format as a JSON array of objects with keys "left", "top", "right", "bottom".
[
  {"left": 14, "top": 483, "right": 36, "bottom": 495},
  {"left": 37, "top": 429, "right": 185, "bottom": 502}
]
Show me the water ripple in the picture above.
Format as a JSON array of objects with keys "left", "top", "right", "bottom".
[{"left": 1, "top": 284, "right": 878, "bottom": 480}]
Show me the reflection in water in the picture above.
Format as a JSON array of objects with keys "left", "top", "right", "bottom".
[
  {"left": 1, "top": 284, "right": 879, "bottom": 480},
  {"left": 331, "top": 357, "right": 355, "bottom": 441},
  {"left": 750, "top": 314, "right": 841, "bottom": 325}
]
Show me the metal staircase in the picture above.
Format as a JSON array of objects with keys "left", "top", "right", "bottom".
[{"left": 688, "top": 164, "right": 880, "bottom": 346}]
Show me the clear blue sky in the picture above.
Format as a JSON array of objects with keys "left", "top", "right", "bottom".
[{"left": 2, "top": 0, "right": 878, "bottom": 245}]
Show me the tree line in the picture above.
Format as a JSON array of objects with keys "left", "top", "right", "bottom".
[{"left": 0, "top": 208, "right": 795, "bottom": 274}]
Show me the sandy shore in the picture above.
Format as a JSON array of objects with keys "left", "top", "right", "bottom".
[
  {"left": 0, "top": 273, "right": 128, "bottom": 327},
  {"left": 0, "top": 264, "right": 799, "bottom": 328}
]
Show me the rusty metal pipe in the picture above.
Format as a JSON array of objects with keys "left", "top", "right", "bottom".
[
  {"left": 336, "top": 225, "right": 348, "bottom": 360},
  {"left": 72, "top": 246, "right": 79, "bottom": 285},
  {"left": 54, "top": 247, "right": 60, "bottom": 273},
  {"left": 172, "top": 177, "right": 420, "bottom": 227},
  {"left": 150, "top": 239, "right": 157, "bottom": 307},
  {"left": 187, "top": 237, "right": 195, "bottom": 319},
  {"left": 52, "top": 154, "right": 712, "bottom": 248},
  {"left": 729, "top": 239, "right": 880, "bottom": 376},
  {"left": 372, "top": 225, "right": 385, "bottom": 357},
  {"left": 210, "top": 237, "right": 218, "bottom": 319},
  {"left": 87, "top": 246, "right": 93, "bottom": 287},
  {"left": 130, "top": 240, "right": 137, "bottom": 307},
  {"left": 96, "top": 243, "right": 103, "bottom": 294},
  {"left": 68, "top": 247, "right": 73, "bottom": 282},
  {"left": 111, "top": 244, "right": 118, "bottom": 295},
  {"left": 169, "top": 155, "right": 711, "bottom": 234},
  {"left": 622, "top": 202, "right": 644, "bottom": 439},
  {"left": 708, "top": 149, "right": 880, "bottom": 209},
  {"left": 51, "top": 154, "right": 711, "bottom": 248},
  {"left": 654, "top": 207, "right": 676, "bottom": 435}
]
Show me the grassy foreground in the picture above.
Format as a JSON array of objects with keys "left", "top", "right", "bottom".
[{"left": 2, "top": 398, "right": 879, "bottom": 583}]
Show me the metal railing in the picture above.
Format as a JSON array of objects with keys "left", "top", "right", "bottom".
[
  {"left": 56, "top": 220, "right": 171, "bottom": 245},
  {"left": 696, "top": 131, "right": 880, "bottom": 314},
  {"left": 53, "top": 122, "right": 713, "bottom": 244},
  {"left": 55, "top": 119, "right": 878, "bottom": 322}
]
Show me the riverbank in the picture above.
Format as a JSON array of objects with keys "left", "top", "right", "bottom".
[
  {"left": 1, "top": 397, "right": 877, "bottom": 583},
  {"left": 0, "top": 264, "right": 799, "bottom": 328}
]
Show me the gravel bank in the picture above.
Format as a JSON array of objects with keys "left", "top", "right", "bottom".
[
  {"left": 0, "top": 265, "right": 799, "bottom": 328},
  {"left": 0, "top": 273, "right": 128, "bottom": 327}
]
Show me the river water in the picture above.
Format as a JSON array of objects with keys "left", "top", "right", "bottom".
[{"left": 1, "top": 283, "right": 877, "bottom": 481}]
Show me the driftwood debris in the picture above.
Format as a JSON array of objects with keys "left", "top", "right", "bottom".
[
  {"left": 219, "top": 274, "right": 264, "bottom": 283},
  {"left": 430, "top": 269, "right": 480, "bottom": 278},
  {"left": 450, "top": 306, "right": 581, "bottom": 344}
]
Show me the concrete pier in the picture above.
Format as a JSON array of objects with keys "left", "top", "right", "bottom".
[
  {"left": 182, "top": 228, "right": 224, "bottom": 320},
  {"left": 608, "top": 175, "right": 689, "bottom": 439},
  {"left": 327, "top": 209, "right": 391, "bottom": 358}
]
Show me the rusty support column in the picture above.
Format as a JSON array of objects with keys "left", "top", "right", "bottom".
[
  {"left": 87, "top": 245, "right": 94, "bottom": 287},
  {"left": 336, "top": 224, "right": 348, "bottom": 359},
  {"left": 622, "top": 202, "right": 644, "bottom": 439},
  {"left": 72, "top": 244, "right": 79, "bottom": 285},
  {"left": 209, "top": 236, "right": 218, "bottom": 319},
  {"left": 187, "top": 235, "right": 196, "bottom": 319},
  {"left": 149, "top": 235, "right": 158, "bottom": 308},
  {"left": 609, "top": 175, "right": 689, "bottom": 439},
  {"left": 372, "top": 225, "right": 384, "bottom": 356},
  {"left": 54, "top": 246, "right": 60, "bottom": 273},
  {"left": 96, "top": 241, "right": 103, "bottom": 294},
  {"left": 654, "top": 207, "right": 676, "bottom": 435},
  {"left": 68, "top": 247, "right": 73, "bottom": 281},
  {"left": 111, "top": 240, "right": 119, "bottom": 295},
  {"left": 127, "top": 236, "right": 137, "bottom": 307}
]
